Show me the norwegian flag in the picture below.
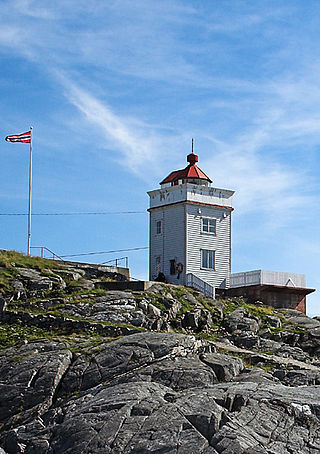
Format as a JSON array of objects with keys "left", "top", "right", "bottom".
[{"left": 5, "top": 130, "right": 31, "bottom": 143}]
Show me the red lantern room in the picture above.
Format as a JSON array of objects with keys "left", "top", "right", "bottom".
[{"left": 160, "top": 145, "right": 212, "bottom": 187}]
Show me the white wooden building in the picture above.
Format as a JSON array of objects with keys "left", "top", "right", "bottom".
[{"left": 148, "top": 151, "right": 234, "bottom": 294}]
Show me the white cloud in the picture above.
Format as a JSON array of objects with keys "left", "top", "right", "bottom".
[{"left": 59, "top": 77, "right": 166, "bottom": 177}]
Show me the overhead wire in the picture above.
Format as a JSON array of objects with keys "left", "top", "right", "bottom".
[
  {"left": 60, "top": 246, "right": 149, "bottom": 258},
  {"left": 0, "top": 211, "right": 146, "bottom": 216}
]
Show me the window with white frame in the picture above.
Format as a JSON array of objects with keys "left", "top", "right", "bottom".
[
  {"left": 201, "top": 249, "right": 215, "bottom": 270},
  {"left": 156, "top": 220, "right": 162, "bottom": 235},
  {"left": 202, "top": 217, "right": 216, "bottom": 234}
]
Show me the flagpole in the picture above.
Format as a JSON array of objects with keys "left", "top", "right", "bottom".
[{"left": 27, "top": 126, "right": 33, "bottom": 256}]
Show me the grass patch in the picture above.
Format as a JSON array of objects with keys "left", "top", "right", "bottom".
[
  {"left": 219, "top": 299, "right": 242, "bottom": 314},
  {"left": 259, "top": 362, "right": 275, "bottom": 373},
  {"left": 0, "top": 269, "right": 16, "bottom": 292},
  {"left": 0, "top": 322, "right": 68, "bottom": 349},
  {"left": 0, "top": 250, "right": 64, "bottom": 273},
  {"left": 199, "top": 332, "right": 222, "bottom": 342},
  {"left": 0, "top": 250, "right": 68, "bottom": 294}
]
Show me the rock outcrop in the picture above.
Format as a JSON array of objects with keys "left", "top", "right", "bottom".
[{"left": 0, "top": 251, "right": 319, "bottom": 453}]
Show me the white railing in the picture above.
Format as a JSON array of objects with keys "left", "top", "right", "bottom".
[
  {"left": 230, "top": 270, "right": 306, "bottom": 288},
  {"left": 186, "top": 273, "right": 215, "bottom": 298}
]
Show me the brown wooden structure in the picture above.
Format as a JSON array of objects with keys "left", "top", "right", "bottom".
[{"left": 227, "top": 283, "right": 315, "bottom": 314}]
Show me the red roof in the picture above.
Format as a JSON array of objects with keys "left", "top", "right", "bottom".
[{"left": 160, "top": 152, "right": 212, "bottom": 185}]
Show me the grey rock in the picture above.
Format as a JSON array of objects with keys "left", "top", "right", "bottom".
[
  {"left": 259, "top": 337, "right": 282, "bottom": 351},
  {"left": 281, "top": 309, "right": 320, "bottom": 330},
  {"left": 182, "top": 309, "right": 213, "bottom": 332},
  {"left": 16, "top": 268, "right": 42, "bottom": 280},
  {"left": 239, "top": 317, "right": 259, "bottom": 333},
  {"left": 182, "top": 309, "right": 203, "bottom": 330},
  {"left": 137, "top": 298, "right": 148, "bottom": 312},
  {"left": 233, "top": 332, "right": 260, "bottom": 349},
  {"left": 273, "top": 368, "right": 320, "bottom": 386},
  {"left": 3, "top": 379, "right": 320, "bottom": 454},
  {"left": 147, "top": 302, "right": 161, "bottom": 318},
  {"left": 275, "top": 344, "right": 308, "bottom": 362},
  {"left": 0, "top": 332, "right": 320, "bottom": 454},
  {"left": 181, "top": 290, "right": 202, "bottom": 307},
  {"left": 226, "top": 308, "right": 260, "bottom": 333},
  {"left": 159, "top": 296, "right": 182, "bottom": 317},
  {"left": 110, "top": 356, "right": 218, "bottom": 390},
  {"left": 51, "top": 268, "right": 83, "bottom": 281},
  {"left": 48, "top": 274, "right": 67, "bottom": 289},
  {"left": 200, "top": 352, "right": 244, "bottom": 381},
  {"left": 234, "top": 367, "right": 279, "bottom": 384},
  {"left": 29, "top": 278, "right": 53, "bottom": 291},
  {"left": 210, "top": 382, "right": 320, "bottom": 453},
  {"left": 69, "top": 279, "right": 94, "bottom": 290},
  {"left": 0, "top": 340, "right": 72, "bottom": 426},
  {"left": 264, "top": 314, "right": 282, "bottom": 328},
  {"left": 59, "top": 332, "right": 211, "bottom": 396},
  {"left": 310, "top": 327, "right": 320, "bottom": 338},
  {"left": 5, "top": 382, "right": 220, "bottom": 454},
  {"left": 11, "top": 280, "right": 24, "bottom": 292},
  {"left": 259, "top": 338, "right": 309, "bottom": 361},
  {"left": 96, "top": 291, "right": 134, "bottom": 302}
]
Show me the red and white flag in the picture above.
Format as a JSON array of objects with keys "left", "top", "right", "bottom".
[{"left": 5, "top": 131, "right": 31, "bottom": 143}]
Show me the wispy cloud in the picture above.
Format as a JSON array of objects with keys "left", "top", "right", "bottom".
[{"left": 59, "top": 76, "right": 166, "bottom": 177}]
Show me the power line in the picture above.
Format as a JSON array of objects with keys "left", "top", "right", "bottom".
[
  {"left": 0, "top": 211, "right": 146, "bottom": 216},
  {"left": 60, "top": 246, "right": 149, "bottom": 258}
]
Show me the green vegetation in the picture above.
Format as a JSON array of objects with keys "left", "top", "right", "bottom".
[
  {"left": 0, "top": 250, "right": 64, "bottom": 273},
  {"left": 199, "top": 332, "right": 222, "bottom": 342},
  {"left": 218, "top": 297, "right": 280, "bottom": 320},
  {"left": 0, "top": 268, "right": 15, "bottom": 293},
  {"left": 0, "top": 250, "right": 312, "bottom": 370},
  {"left": 259, "top": 362, "right": 275, "bottom": 373},
  {"left": 0, "top": 323, "right": 67, "bottom": 349},
  {"left": 0, "top": 250, "right": 66, "bottom": 293}
]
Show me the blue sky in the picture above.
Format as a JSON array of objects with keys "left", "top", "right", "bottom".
[{"left": 0, "top": 0, "right": 319, "bottom": 314}]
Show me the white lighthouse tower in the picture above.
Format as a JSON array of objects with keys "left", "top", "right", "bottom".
[{"left": 148, "top": 146, "right": 234, "bottom": 295}]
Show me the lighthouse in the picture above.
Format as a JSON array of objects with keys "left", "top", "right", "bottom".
[{"left": 147, "top": 146, "right": 234, "bottom": 294}]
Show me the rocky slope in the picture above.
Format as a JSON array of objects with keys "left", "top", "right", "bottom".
[{"left": 0, "top": 251, "right": 319, "bottom": 454}]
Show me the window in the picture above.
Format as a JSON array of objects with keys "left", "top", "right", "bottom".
[
  {"left": 156, "top": 220, "right": 162, "bottom": 234},
  {"left": 202, "top": 218, "right": 216, "bottom": 234},
  {"left": 201, "top": 249, "right": 215, "bottom": 270},
  {"left": 170, "top": 259, "right": 176, "bottom": 275}
]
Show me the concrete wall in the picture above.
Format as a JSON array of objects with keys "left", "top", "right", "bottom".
[
  {"left": 98, "top": 281, "right": 156, "bottom": 291},
  {"left": 55, "top": 260, "right": 130, "bottom": 280}
]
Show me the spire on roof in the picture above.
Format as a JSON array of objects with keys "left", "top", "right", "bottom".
[
  {"left": 187, "top": 138, "right": 198, "bottom": 165},
  {"left": 160, "top": 140, "right": 212, "bottom": 186}
]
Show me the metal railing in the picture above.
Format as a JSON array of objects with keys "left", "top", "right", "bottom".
[
  {"left": 186, "top": 273, "right": 215, "bottom": 298},
  {"left": 101, "top": 256, "right": 129, "bottom": 268},
  {"left": 30, "top": 246, "right": 64, "bottom": 261}
]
